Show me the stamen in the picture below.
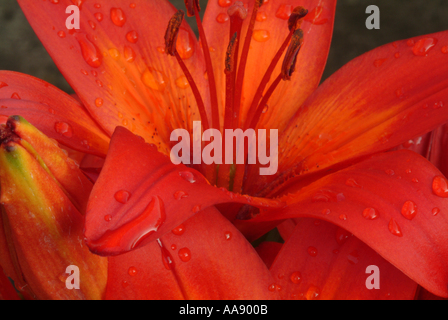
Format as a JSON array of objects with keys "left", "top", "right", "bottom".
[
  {"left": 281, "top": 29, "right": 304, "bottom": 81},
  {"left": 165, "top": 10, "right": 210, "bottom": 131},
  {"left": 233, "top": 0, "right": 264, "bottom": 129},
  {"left": 189, "top": 1, "right": 220, "bottom": 131},
  {"left": 183, "top": 0, "right": 200, "bottom": 17},
  {"left": 244, "top": 7, "right": 307, "bottom": 129}
]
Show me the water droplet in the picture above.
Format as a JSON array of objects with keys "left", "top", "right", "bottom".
[
  {"left": 433, "top": 101, "right": 444, "bottom": 109},
  {"left": 253, "top": 29, "right": 270, "bottom": 42},
  {"left": 432, "top": 207, "right": 440, "bottom": 216},
  {"left": 104, "top": 214, "right": 112, "bottom": 222},
  {"left": 362, "top": 207, "right": 379, "bottom": 220},
  {"left": 122, "top": 280, "right": 129, "bottom": 288},
  {"left": 11, "top": 92, "right": 20, "bottom": 100},
  {"left": 335, "top": 227, "right": 351, "bottom": 245},
  {"left": 75, "top": 33, "right": 102, "bottom": 68},
  {"left": 128, "top": 266, "right": 137, "bottom": 276},
  {"left": 388, "top": 218, "right": 403, "bottom": 237},
  {"left": 0, "top": 82, "right": 8, "bottom": 89},
  {"left": 88, "top": 20, "right": 96, "bottom": 30},
  {"left": 58, "top": 31, "right": 66, "bottom": 38},
  {"left": 126, "top": 30, "right": 139, "bottom": 43},
  {"left": 345, "top": 178, "right": 362, "bottom": 188},
  {"left": 173, "top": 191, "right": 188, "bottom": 200},
  {"left": 94, "top": 12, "right": 103, "bottom": 22},
  {"left": 96, "top": 80, "right": 103, "bottom": 87},
  {"left": 394, "top": 52, "right": 401, "bottom": 58},
  {"left": 305, "top": 285, "right": 320, "bottom": 300},
  {"left": 157, "top": 239, "right": 175, "bottom": 270},
  {"left": 275, "top": 4, "right": 293, "bottom": 20},
  {"left": 176, "top": 28, "right": 195, "bottom": 60},
  {"left": 108, "top": 48, "right": 121, "bottom": 60},
  {"left": 432, "top": 175, "right": 448, "bottom": 197},
  {"left": 171, "top": 244, "right": 177, "bottom": 250},
  {"left": 71, "top": 0, "right": 85, "bottom": 9},
  {"left": 407, "top": 39, "right": 415, "bottom": 47},
  {"left": 218, "top": 0, "right": 232, "bottom": 7},
  {"left": 172, "top": 224, "right": 185, "bottom": 236},
  {"left": 373, "top": 58, "right": 387, "bottom": 67},
  {"left": 339, "top": 214, "right": 347, "bottom": 221},
  {"left": 401, "top": 200, "right": 417, "bottom": 220},
  {"left": 175, "top": 76, "right": 190, "bottom": 89},
  {"left": 111, "top": 8, "right": 126, "bottom": 27},
  {"left": 179, "top": 171, "right": 196, "bottom": 183},
  {"left": 412, "top": 38, "right": 437, "bottom": 56},
  {"left": 290, "top": 271, "right": 302, "bottom": 284},
  {"left": 256, "top": 11, "right": 267, "bottom": 22},
  {"left": 224, "top": 231, "right": 232, "bottom": 240},
  {"left": 114, "top": 190, "right": 131, "bottom": 204},
  {"left": 262, "top": 105, "right": 268, "bottom": 113},
  {"left": 385, "top": 169, "right": 395, "bottom": 176},
  {"left": 307, "top": 246, "right": 318, "bottom": 257},
  {"left": 178, "top": 247, "right": 191, "bottom": 262},
  {"left": 347, "top": 250, "right": 359, "bottom": 265},
  {"left": 141, "top": 68, "right": 168, "bottom": 91},
  {"left": 322, "top": 208, "right": 331, "bottom": 215},
  {"left": 124, "top": 46, "right": 136, "bottom": 63},
  {"left": 95, "top": 98, "right": 103, "bottom": 107},
  {"left": 192, "top": 205, "right": 201, "bottom": 213},
  {"left": 312, "top": 189, "right": 345, "bottom": 203},
  {"left": 442, "top": 46, "right": 448, "bottom": 54},
  {"left": 54, "top": 122, "right": 73, "bottom": 138},
  {"left": 216, "top": 12, "right": 229, "bottom": 23}
]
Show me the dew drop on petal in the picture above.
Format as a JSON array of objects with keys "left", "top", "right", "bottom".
[
  {"left": 218, "top": 0, "right": 232, "bottom": 7},
  {"left": 178, "top": 247, "right": 191, "bottom": 262},
  {"left": 347, "top": 250, "right": 359, "bottom": 265},
  {"left": 128, "top": 266, "right": 137, "bottom": 276},
  {"left": 290, "top": 271, "right": 302, "bottom": 284},
  {"left": 58, "top": 31, "right": 66, "bottom": 38},
  {"left": 104, "top": 214, "right": 112, "bottom": 222},
  {"left": 192, "top": 205, "right": 201, "bottom": 213},
  {"left": 176, "top": 28, "right": 195, "bottom": 60},
  {"left": 95, "top": 98, "right": 103, "bottom": 107},
  {"left": 111, "top": 8, "right": 126, "bottom": 27},
  {"left": 307, "top": 246, "right": 318, "bottom": 257},
  {"left": 305, "top": 285, "right": 320, "bottom": 300},
  {"left": 412, "top": 37, "right": 437, "bottom": 56},
  {"left": 388, "top": 218, "right": 403, "bottom": 237},
  {"left": 173, "top": 191, "right": 188, "bottom": 200},
  {"left": 362, "top": 207, "right": 379, "bottom": 220},
  {"left": 179, "top": 171, "right": 196, "bottom": 183},
  {"left": 175, "top": 76, "right": 190, "bottom": 89},
  {"left": 54, "top": 122, "right": 73, "bottom": 138},
  {"left": 94, "top": 12, "right": 103, "bottom": 22},
  {"left": 401, "top": 200, "right": 417, "bottom": 220},
  {"left": 114, "top": 190, "right": 131, "bottom": 204},
  {"left": 345, "top": 178, "right": 362, "bottom": 188},
  {"left": 142, "top": 68, "right": 168, "bottom": 91},
  {"left": 275, "top": 4, "right": 293, "bottom": 20},
  {"left": 256, "top": 11, "right": 267, "bottom": 22},
  {"left": 224, "top": 231, "right": 232, "bottom": 240},
  {"left": 157, "top": 239, "right": 175, "bottom": 270},
  {"left": 172, "top": 224, "right": 185, "bottom": 236},
  {"left": 432, "top": 207, "right": 440, "bottom": 216},
  {"left": 335, "top": 227, "right": 351, "bottom": 245},
  {"left": 126, "top": 30, "right": 139, "bottom": 43},
  {"left": 432, "top": 175, "right": 448, "bottom": 197},
  {"left": 216, "top": 12, "right": 229, "bottom": 23},
  {"left": 75, "top": 33, "right": 102, "bottom": 68},
  {"left": 253, "top": 29, "right": 270, "bottom": 42}
]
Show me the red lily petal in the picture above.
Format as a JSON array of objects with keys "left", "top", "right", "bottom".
[
  {"left": 0, "top": 71, "right": 109, "bottom": 157},
  {"left": 251, "top": 150, "right": 448, "bottom": 297},
  {"left": 85, "top": 126, "right": 284, "bottom": 256},
  {"left": 255, "top": 241, "right": 283, "bottom": 269},
  {"left": 270, "top": 218, "right": 418, "bottom": 300},
  {"left": 203, "top": 0, "right": 336, "bottom": 130},
  {"left": 105, "top": 206, "right": 278, "bottom": 300},
  {"left": 18, "top": 0, "right": 209, "bottom": 153},
  {"left": 428, "top": 123, "right": 448, "bottom": 177},
  {"left": 248, "top": 31, "right": 448, "bottom": 197}
]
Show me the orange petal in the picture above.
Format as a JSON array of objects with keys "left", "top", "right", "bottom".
[
  {"left": 270, "top": 218, "right": 418, "bottom": 300},
  {"left": 251, "top": 150, "right": 448, "bottom": 297},
  {"left": 105, "top": 206, "right": 279, "bottom": 299},
  {"left": 202, "top": 0, "right": 336, "bottom": 130},
  {"left": 0, "top": 71, "right": 109, "bottom": 157},
  {"left": 254, "top": 31, "right": 448, "bottom": 197},
  {"left": 17, "top": 0, "right": 210, "bottom": 154},
  {"left": 85, "top": 126, "right": 284, "bottom": 256}
]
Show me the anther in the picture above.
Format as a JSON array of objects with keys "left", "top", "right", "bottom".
[
  {"left": 281, "top": 29, "right": 304, "bottom": 81},
  {"left": 164, "top": 10, "right": 184, "bottom": 56},
  {"left": 225, "top": 32, "right": 238, "bottom": 74},
  {"left": 288, "top": 6, "right": 308, "bottom": 31},
  {"left": 183, "top": 0, "right": 200, "bottom": 17}
]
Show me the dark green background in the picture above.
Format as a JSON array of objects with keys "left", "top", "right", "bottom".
[{"left": 1, "top": 0, "right": 447, "bottom": 94}]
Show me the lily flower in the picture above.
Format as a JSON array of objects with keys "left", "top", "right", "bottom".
[{"left": 1, "top": 0, "right": 448, "bottom": 300}]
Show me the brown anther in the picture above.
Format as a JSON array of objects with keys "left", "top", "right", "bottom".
[
  {"left": 281, "top": 29, "right": 304, "bottom": 80},
  {"left": 0, "top": 121, "right": 20, "bottom": 146},
  {"left": 288, "top": 6, "right": 308, "bottom": 31},
  {"left": 255, "top": 0, "right": 265, "bottom": 9},
  {"left": 164, "top": 10, "right": 184, "bottom": 56},
  {"left": 225, "top": 32, "right": 238, "bottom": 74},
  {"left": 183, "top": 0, "right": 200, "bottom": 17},
  {"left": 228, "top": 1, "right": 248, "bottom": 20}
]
